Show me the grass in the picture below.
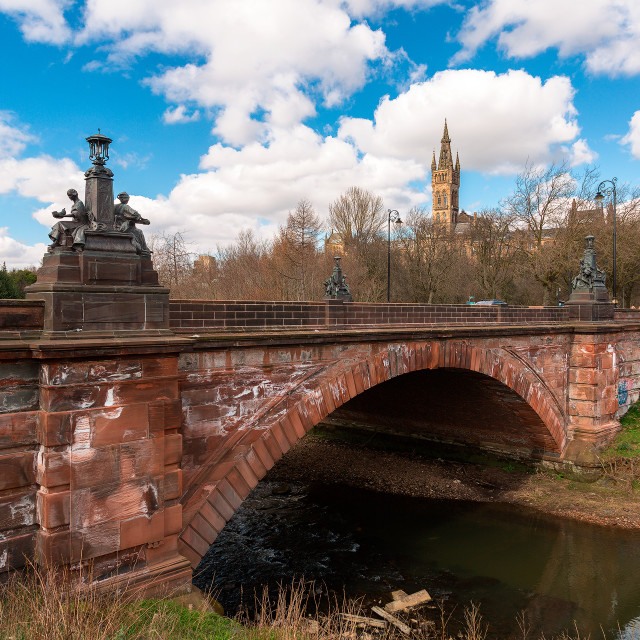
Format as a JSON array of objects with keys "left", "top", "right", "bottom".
[
  {"left": 0, "top": 564, "right": 633, "bottom": 640},
  {"left": 597, "top": 402, "right": 640, "bottom": 491},
  {"left": 0, "top": 560, "right": 236, "bottom": 640}
]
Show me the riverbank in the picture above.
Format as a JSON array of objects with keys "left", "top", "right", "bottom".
[{"left": 266, "top": 425, "right": 640, "bottom": 530}]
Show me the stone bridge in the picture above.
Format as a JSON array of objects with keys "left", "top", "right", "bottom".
[{"left": 2, "top": 296, "right": 640, "bottom": 593}]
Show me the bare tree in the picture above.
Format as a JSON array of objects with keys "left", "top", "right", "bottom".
[
  {"left": 470, "top": 208, "right": 520, "bottom": 300},
  {"left": 504, "top": 160, "right": 575, "bottom": 248},
  {"left": 396, "top": 208, "right": 461, "bottom": 303},
  {"left": 150, "top": 231, "right": 193, "bottom": 293},
  {"left": 214, "top": 229, "right": 277, "bottom": 299},
  {"left": 273, "top": 199, "right": 323, "bottom": 300},
  {"left": 328, "top": 186, "right": 385, "bottom": 246}
]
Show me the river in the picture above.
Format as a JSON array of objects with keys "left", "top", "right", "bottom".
[{"left": 194, "top": 480, "right": 640, "bottom": 639}]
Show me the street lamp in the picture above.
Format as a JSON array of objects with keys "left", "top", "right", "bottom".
[
  {"left": 387, "top": 209, "right": 402, "bottom": 303},
  {"left": 595, "top": 178, "right": 617, "bottom": 304}
]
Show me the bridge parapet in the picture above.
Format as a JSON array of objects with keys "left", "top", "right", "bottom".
[{"left": 169, "top": 299, "right": 570, "bottom": 332}]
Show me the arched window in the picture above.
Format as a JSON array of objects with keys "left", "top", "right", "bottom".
[
  {"left": 444, "top": 194, "right": 448, "bottom": 206},
  {"left": 437, "top": 194, "right": 441, "bottom": 206}
]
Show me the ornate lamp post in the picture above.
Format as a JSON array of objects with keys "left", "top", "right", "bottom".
[
  {"left": 595, "top": 178, "right": 617, "bottom": 305},
  {"left": 84, "top": 130, "right": 115, "bottom": 227},
  {"left": 387, "top": 209, "right": 402, "bottom": 303}
]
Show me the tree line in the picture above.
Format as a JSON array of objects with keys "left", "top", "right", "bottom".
[{"left": 148, "top": 162, "right": 639, "bottom": 307}]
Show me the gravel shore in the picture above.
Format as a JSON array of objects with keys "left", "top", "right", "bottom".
[{"left": 266, "top": 432, "right": 640, "bottom": 529}]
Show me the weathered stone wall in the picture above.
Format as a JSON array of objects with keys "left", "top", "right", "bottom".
[
  {"left": 0, "top": 300, "right": 44, "bottom": 336},
  {"left": 1, "top": 318, "right": 639, "bottom": 588},
  {"left": 33, "top": 343, "right": 191, "bottom": 588},
  {"left": 176, "top": 329, "right": 582, "bottom": 567},
  {"left": 0, "top": 357, "right": 39, "bottom": 571},
  {"left": 613, "top": 325, "right": 640, "bottom": 418}
]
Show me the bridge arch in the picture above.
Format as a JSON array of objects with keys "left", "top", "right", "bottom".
[{"left": 178, "top": 340, "right": 567, "bottom": 568}]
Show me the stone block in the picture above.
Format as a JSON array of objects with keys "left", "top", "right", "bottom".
[
  {"left": 251, "top": 436, "right": 275, "bottom": 472},
  {"left": 37, "top": 490, "right": 70, "bottom": 529},
  {"left": 190, "top": 513, "right": 218, "bottom": 545},
  {"left": 71, "top": 478, "right": 160, "bottom": 530},
  {"left": 0, "top": 411, "right": 38, "bottom": 448},
  {"left": 38, "top": 411, "right": 72, "bottom": 446},
  {"left": 148, "top": 399, "right": 181, "bottom": 436},
  {"left": 164, "top": 504, "right": 183, "bottom": 536},
  {"left": 206, "top": 488, "right": 235, "bottom": 521},
  {"left": 70, "top": 446, "right": 120, "bottom": 490},
  {"left": 0, "top": 489, "right": 35, "bottom": 531},
  {"left": 142, "top": 357, "right": 178, "bottom": 379},
  {"left": 164, "top": 469, "right": 182, "bottom": 500},
  {"left": 0, "top": 451, "right": 36, "bottom": 491},
  {"left": 37, "top": 450, "right": 70, "bottom": 488},
  {"left": 234, "top": 458, "right": 260, "bottom": 492},
  {"left": 92, "top": 403, "right": 149, "bottom": 447},
  {"left": 569, "top": 368, "right": 604, "bottom": 385},
  {"left": 0, "top": 531, "right": 36, "bottom": 570},
  {"left": 164, "top": 433, "right": 182, "bottom": 466},
  {"left": 216, "top": 477, "right": 242, "bottom": 510},
  {"left": 198, "top": 500, "right": 226, "bottom": 533},
  {"left": 181, "top": 525, "right": 209, "bottom": 558},
  {"left": 120, "top": 438, "right": 164, "bottom": 481},
  {"left": 569, "top": 384, "right": 599, "bottom": 402},
  {"left": 120, "top": 510, "right": 165, "bottom": 549},
  {"left": 0, "top": 386, "right": 39, "bottom": 414}
]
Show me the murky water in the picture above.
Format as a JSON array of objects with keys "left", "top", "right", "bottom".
[{"left": 195, "top": 481, "right": 640, "bottom": 639}]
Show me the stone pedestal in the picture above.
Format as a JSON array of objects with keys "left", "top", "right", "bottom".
[
  {"left": 84, "top": 164, "right": 114, "bottom": 228},
  {"left": 27, "top": 234, "right": 169, "bottom": 335},
  {"left": 565, "top": 235, "right": 614, "bottom": 321},
  {"left": 565, "top": 293, "right": 615, "bottom": 321}
]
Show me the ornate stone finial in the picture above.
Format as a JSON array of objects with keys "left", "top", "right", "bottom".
[
  {"left": 571, "top": 235, "right": 606, "bottom": 293},
  {"left": 323, "top": 256, "right": 353, "bottom": 301}
]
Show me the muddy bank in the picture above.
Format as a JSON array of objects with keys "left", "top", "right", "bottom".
[{"left": 267, "top": 430, "right": 640, "bottom": 529}]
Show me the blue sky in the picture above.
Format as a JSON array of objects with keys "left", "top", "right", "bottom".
[{"left": 0, "top": 0, "right": 639, "bottom": 267}]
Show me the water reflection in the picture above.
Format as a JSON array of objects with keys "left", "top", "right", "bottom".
[{"left": 195, "top": 482, "right": 640, "bottom": 639}]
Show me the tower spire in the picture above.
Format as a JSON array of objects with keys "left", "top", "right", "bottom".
[
  {"left": 432, "top": 119, "right": 459, "bottom": 232},
  {"left": 442, "top": 119, "right": 450, "bottom": 143},
  {"left": 438, "top": 119, "right": 453, "bottom": 170}
]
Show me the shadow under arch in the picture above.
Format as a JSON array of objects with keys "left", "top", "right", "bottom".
[{"left": 178, "top": 340, "right": 567, "bottom": 568}]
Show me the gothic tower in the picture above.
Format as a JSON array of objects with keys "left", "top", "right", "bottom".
[{"left": 432, "top": 120, "right": 460, "bottom": 231}]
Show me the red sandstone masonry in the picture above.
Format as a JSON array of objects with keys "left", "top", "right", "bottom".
[
  {"left": 0, "top": 358, "right": 40, "bottom": 570},
  {"left": 169, "top": 299, "right": 569, "bottom": 332}
]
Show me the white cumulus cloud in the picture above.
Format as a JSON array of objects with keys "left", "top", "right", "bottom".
[
  {"left": 77, "top": 0, "right": 390, "bottom": 144},
  {"left": 0, "top": 112, "right": 36, "bottom": 158},
  {"left": 622, "top": 111, "right": 640, "bottom": 160},
  {"left": 162, "top": 105, "right": 200, "bottom": 125},
  {"left": 125, "top": 123, "right": 425, "bottom": 252},
  {"left": 453, "top": 0, "right": 640, "bottom": 76},
  {"left": 0, "top": 0, "right": 71, "bottom": 44},
  {"left": 0, "top": 227, "right": 48, "bottom": 269},
  {"left": 338, "top": 69, "right": 589, "bottom": 174}
]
